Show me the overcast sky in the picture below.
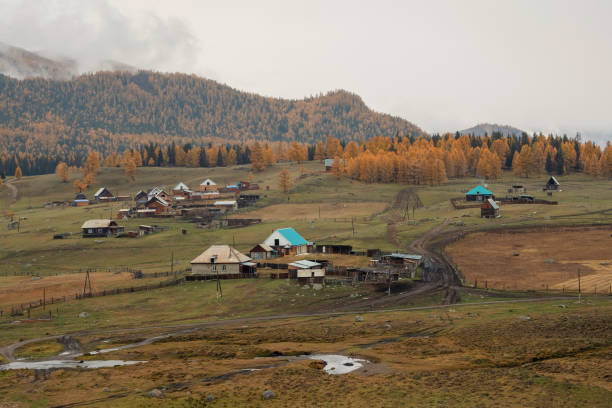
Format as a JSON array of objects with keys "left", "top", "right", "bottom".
[{"left": 1, "top": 0, "right": 611, "bottom": 143}]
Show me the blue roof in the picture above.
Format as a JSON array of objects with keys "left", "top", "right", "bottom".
[
  {"left": 278, "top": 228, "right": 308, "bottom": 246},
  {"left": 466, "top": 185, "right": 492, "bottom": 196}
]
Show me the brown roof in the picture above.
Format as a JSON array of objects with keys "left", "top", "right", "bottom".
[
  {"left": 81, "top": 219, "right": 116, "bottom": 229},
  {"left": 251, "top": 244, "right": 273, "bottom": 252},
  {"left": 190, "top": 245, "right": 251, "bottom": 264}
]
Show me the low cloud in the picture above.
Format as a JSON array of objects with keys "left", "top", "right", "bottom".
[{"left": 0, "top": 0, "right": 201, "bottom": 74}]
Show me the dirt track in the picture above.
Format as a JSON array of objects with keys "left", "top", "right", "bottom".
[{"left": 1, "top": 179, "right": 19, "bottom": 215}]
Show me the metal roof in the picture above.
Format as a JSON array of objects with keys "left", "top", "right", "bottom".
[
  {"left": 466, "top": 185, "right": 493, "bottom": 196},
  {"left": 385, "top": 253, "right": 423, "bottom": 260},
  {"left": 548, "top": 176, "right": 560, "bottom": 185},
  {"left": 289, "top": 260, "right": 321, "bottom": 269},
  {"left": 278, "top": 228, "right": 308, "bottom": 246},
  {"left": 173, "top": 182, "right": 189, "bottom": 190},
  {"left": 214, "top": 200, "right": 237, "bottom": 205},
  {"left": 324, "top": 158, "right": 335, "bottom": 167},
  {"left": 200, "top": 178, "right": 216, "bottom": 186},
  {"left": 487, "top": 198, "right": 499, "bottom": 210}
]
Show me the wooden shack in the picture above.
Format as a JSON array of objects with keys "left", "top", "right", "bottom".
[
  {"left": 544, "top": 176, "right": 561, "bottom": 191},
  {"left": 81, "top": 219, "right": 124, "bottom": 238},
  {"left": 481, "top": 198, "right": 500, "bottom": 218}
]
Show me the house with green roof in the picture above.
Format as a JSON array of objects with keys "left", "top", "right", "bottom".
[
  {"left": 466, "top": 185, "right": 494, "bottom": 201},
  {"left": 263, "top": 227, "right": 310, "bottom": 256}
]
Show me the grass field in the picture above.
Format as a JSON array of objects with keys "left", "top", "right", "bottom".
[{"left": 446, "top": 227, "right": 612, "bottom": 293}]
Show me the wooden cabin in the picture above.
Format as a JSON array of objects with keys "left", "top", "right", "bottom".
[
  {"left": 134, "top": 190, "right": 148, "bottom": 204},
  {"left": 93, "top": 187, "right": 113, "bottom": 202},
  {"left": 466, "top": 185, "right": 493, "bottom": 201},
  {"left": 81, "top": 219, "right": 124, "bottom": 238},
  {"left": 544, "top": 176, "right": 560, "bottom": 191},
  {"left": 249, "top": 244, "right": 273, "bottom": 260},
  {"left": 145, "top": 196, "right": 171, "bottom": 214},
  {"left": 189, "top": 245, "right": 255, "bottom": 278},
  {"left": 481, "top": 198, "right": 500, "bottom": 218}
]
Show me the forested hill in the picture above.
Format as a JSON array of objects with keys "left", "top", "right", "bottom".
[{"left": 0, "top": 71, "right": 424, "bottom": 149}]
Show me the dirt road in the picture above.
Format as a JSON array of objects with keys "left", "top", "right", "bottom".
[{"left": 1, "top": 178, "right": 19, "bottom": 216}]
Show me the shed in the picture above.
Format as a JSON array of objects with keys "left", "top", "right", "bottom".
[
  {"left": 73, "top": 192, "right": 89, "bottom": 207},
  {"left": 81, "top": 219, "right": 124, "bottom": 238},
  {"left": 315, "top": 244, "right": 352, "bottom": 255},
  {"left": 544, "top": 176, "right": 561, "bottom": 191},
  {"left": 466, "top": 185, "right": 493, "bottom": 201},
  {"left": 214, "top": 200, "right": 238, "bottom": 211},
  {"left": 324, "top": 158, "right": 335, "bottom": 172},
  {"left": 263, "top": 227, "right": 309, "bottom": 255},
  {"left": 189, "top": 245, "right": 254, "bottom": 276},
  {"left": 250, "top": 244, "right": 273, "bottom": 260},
  {"left": 289, "top": 260, "right": 325, "bottom": 282},
  {"left": 481, "top": 198, "right": 500, "bottom": 218}
]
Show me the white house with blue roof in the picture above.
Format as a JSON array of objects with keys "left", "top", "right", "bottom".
[{"left": 263, "top": 227, "right": 310, "bottom": 255}]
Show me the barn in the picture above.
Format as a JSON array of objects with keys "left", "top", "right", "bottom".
[
  {"left": 263, "top": 227, "right": 309, "bottom": 256},
  {"left": 189, "top": 245, "right": 255, "bottom": 277},
  {"left": 466, "top": 185, "right": 493, "bottom": 201},
  {"left": 481, "top": 198, "right": 500, "bottom": 218},
  {"left": 81, "top": 219, "right": 124, "bottom": 238}
]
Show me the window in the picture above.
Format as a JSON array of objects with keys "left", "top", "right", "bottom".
[
  {"left": 212, "top": 265, "right": 217, "bottom": 271},
  {"left": 222, "top": 265, "right": 226, "bottom": 271},
  {"left": 274, "top": 238, "right": 280, "bottom": 246}
]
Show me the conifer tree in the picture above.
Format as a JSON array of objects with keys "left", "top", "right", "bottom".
[
  {"left": 55, "top": 162, "right": 70, "bottom": 182},
  {"left": 278, "top": 168, "right": 293, "bottom": 193},
  {"left": 14, "top": 166, "right": 22, "bottom": 179}
]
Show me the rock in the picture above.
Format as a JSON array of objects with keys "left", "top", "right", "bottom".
[
  {"left": 518, "top": 315, "right": 531, "bottom": 320},
  {"left": 103, "top": 388, "right": 110, "bottom": 393},
  {"left": 384, "top": 323, "right": 392, "bottom": 330},
  {"left": 206, "top": 394, "right": 215, "bottom": 402},
  {"left": 309, "top": 360, "right": 326, "bottom": 370},
  {"left": 557, "top": 304, "right": 567, "bottom": 308},
  {"left": 148, "top": 389, "right": 163, "bottom": 398},
  {"left": 78, "top": 312, "right": 90, "bottom": 318},
  {"left": 355, "top": 316, "right": 363, "bottom": 322},
  {"left": 262, "top": 389, "right": 276, "bottom": 400},
  {"left": 343, "top": 362, "right": 354, "bottom": 367},
  {"left": 312, "top": 283, "right": 323, "bottom": 290}
]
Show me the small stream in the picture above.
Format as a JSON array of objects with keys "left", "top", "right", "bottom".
[{"left": 0, "top": 360, "right": 146, "bottom": 370}]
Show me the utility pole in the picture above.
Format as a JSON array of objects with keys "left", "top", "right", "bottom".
[
  {"left": 351, "top": 217, "right": 355, "bottom": 238},
  {"left": 387, "top": 267, "right": 392, "bottom": 296},
  {"left": 43, "top": 287, "right": 46, "bottom": 310},
  {"left": 171, "top": 250, "right": 174, "bottom": 277},
  {"left": 577, "top": 268, "right": 581, "bottom": 303}
]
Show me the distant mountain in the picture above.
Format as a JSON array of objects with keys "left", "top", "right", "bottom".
[
  {"left": 0, "top": 42, "right": 136, "bottom": 80},
  {"left": 459, "top": 123, "right": 526, "bottom": 137}
]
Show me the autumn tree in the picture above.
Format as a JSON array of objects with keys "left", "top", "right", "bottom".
[
  {"left": 14, "top": 166, "right": 22, "bottom": 179},
  {"left": 251, "top": 142, "right": 265, "bottom": 172},
  {"left": 330, "top": 156, "right": 345, "bottom": 179},
  {"left": 278, "top": 168, "right": 293, "bottom": 193},
  {"left": 55, "top": 162, "right": 70, "bottom": 182},
  {"left": 124, "top": 158, "right": 137, "bottom": 181},
  {"left": 83, "top": 151, "right": 101, "bottom": 175}
]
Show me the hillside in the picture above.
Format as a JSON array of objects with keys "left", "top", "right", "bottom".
[
  {"left": 0, "top": 71, "right": 425, "bottom": 159},
  {"left": 460, "top": 123, "right": 526, "bottom": 137}
]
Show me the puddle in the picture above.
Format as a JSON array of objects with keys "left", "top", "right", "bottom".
[
  {"left": 0, "top": 360, "right": 146, "bottom": 370},
  {"left": 308, "top": 354, "right": 368, "bottom": 374}
]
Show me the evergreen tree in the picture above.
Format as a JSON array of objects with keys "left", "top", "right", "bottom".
[
  {"left": 555, "top": 148, "right": 565, "bottom": 175},
  {"left": 545, "top": 152, "right": 555, "bottom": 173}
]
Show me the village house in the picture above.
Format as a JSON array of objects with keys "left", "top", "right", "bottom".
[
  {"left": 481, "top": 198, "right": 500, "bottom": 218},
  {"left": 145, "top": 196, "right": 171, "bottom": 214},
  {"left": 263, "top": 227, "right": 310, "bottom": 256},
  {"left": 173, "top": 182, "right": 192, "bottom": 198},
  {"left": 73, "top": 192, "right": 89, "bottom": 207},
  {"left": 200, "top": 178, "right": 218, "bottom": 192},
  {"left": 94, "top": 187, "right": 113, "bottom": 202},
  {"left": 81, "top": 219, "right": 124, "bottom": 238},
  {"left": 189, "top": 245, "right": 256, "bottom": 278},
  {"left": 380, "top": 253, "right": 423, "bottom": 278},
  {"left": 134, "top": 190, "right": 148, "bottom": 204},
  {"left": 324, "top": 158, "right": 346, "bottom": 172},
  {"left": 214, "top": 200, "right": 238, "bottom": 212},
  {"left": 288, "top": 260, "right": 326, "bottom": 283},
  {"left": 544, "top": 176, "right": 561, "bottom": 191},
  {"left": 148, "top": 186, "right": 172, "bottom": 203},
  {"left": 249, "top": 244, "right": 273, "bottom": 260},
  {"left": 465, "top": 185, "right": 494, "bottom": 201}
]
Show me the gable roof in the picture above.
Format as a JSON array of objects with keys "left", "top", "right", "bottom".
[
  {"left": 385, "top": 253, "right": 423, "bottom": 261},
  {"left": 200, "top": 178, "right": 216, "bottom": 186},
  {"left": 94, "top": 187, "right": 112, "bottom": 197},
  {"left": 547, "top": 176, "right": 560, "bottom": 185},
  {"left": 173, "top": 182, "right": 189, "bottom": 191},
  {"left": 466, "top": 185, "right": 493, "bottom": 196},
  {"left": 277, "top": 228, "right": 308, "bottom": 246},
  {"left": 487, "top": 198, "right": 499, "bottom": 210},
  {"left": 147, "top": 196, "right": 169, "bottom": 206},
  {"left": 190, "top": 245, "right": 251, "bottom": 264},
  {"left": 251, "top": 244, "right": 273, "bottom": 252}
]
